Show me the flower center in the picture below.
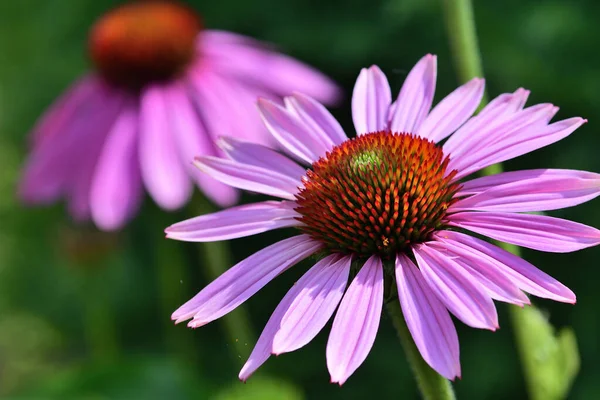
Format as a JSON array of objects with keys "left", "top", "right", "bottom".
[
  {"left": 89, "top": 1, "right": 201, "bottom": 89},
  {"left": 295, "top": 131, "right": 460, "bottom": 258}
]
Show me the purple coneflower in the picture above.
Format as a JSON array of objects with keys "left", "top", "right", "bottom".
[
  {"left": 167, "top": 54, "right": 600, "bottom": 384},
  {"left": 19, "top": 0, "right": 339, "bottom": 230}
]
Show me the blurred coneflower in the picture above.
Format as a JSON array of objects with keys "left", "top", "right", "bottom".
[
  {"left": 166, "top": 54, "right": 600, "bottom": 384},
  {"left": 19, "top": 0, "right": 340, "bottom": 230}
]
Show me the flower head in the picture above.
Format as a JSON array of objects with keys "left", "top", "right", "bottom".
[
  {"left": 19, "top": 0, "right": 340, "bottom": 231},
  {"left": 167, "top": 54, "right": 600, "bottom": 384}
]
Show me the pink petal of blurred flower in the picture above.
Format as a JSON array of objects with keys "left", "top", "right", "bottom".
[{"left": 19, "top": 0, "right": 341, "bottom": 230}]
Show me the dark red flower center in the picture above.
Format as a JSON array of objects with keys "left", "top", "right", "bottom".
[
  {"left": 295, "top": 131, "right": 460, "bottom": 258},
  {"left": 89, "top": 1, "right": 201, "bottom": 89}
]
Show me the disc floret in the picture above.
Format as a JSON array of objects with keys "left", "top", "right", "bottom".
[{"left": 295, "top": 131, "right": 460, "bottom": 258}]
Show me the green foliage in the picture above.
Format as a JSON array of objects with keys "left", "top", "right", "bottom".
[
  {"left": 213, "top": 377, "right": 304, "bottom": 400},
  {"left": 510, "top": 305, "right": 580, "bottom": 400}
]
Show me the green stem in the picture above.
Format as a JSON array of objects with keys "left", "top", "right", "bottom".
[
  {"left": 155, "top": 235, "right": 198, "bottom": 362},
  {"left": 81, "top": 269, "right": 118, "bottom": 364},
  {"left": 386, "top": 300, "right": 456, "bottom": 400},
  {"left": 191, "top": 197, "right": 255, "bottom": 361},
  {"left": 442, "top": 1, "right": 579, "bottom": 399},
  {"left": 442, "top": 0, "right": 487, "bottom": 89}
]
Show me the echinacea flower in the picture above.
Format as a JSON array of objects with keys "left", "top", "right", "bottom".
[
  {"left": 167, "top": 54, "right": 600, "bottom": 384},
  {"left": 19, "top": 0, "right": 339, "bottom": 231}
]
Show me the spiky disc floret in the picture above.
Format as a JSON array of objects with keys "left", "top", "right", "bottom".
[
  {"left": 89, "top": 1, "right": 201, "bottom": 89},
  {"left": 295, "top": 131, "right": 460, "bottom": 258}
]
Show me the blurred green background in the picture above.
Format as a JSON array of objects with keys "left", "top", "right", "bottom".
[{"left": 1, "top": 0, "right": 600, "bottom": 398}]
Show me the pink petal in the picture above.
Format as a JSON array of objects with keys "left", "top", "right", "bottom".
[
  {"left": 239, "top": 254, "right": 350, "bottom": 381},
  {"left": 139, "top": 85, "right": 192, "bottom": 210},
  {"left": 450, "top": 117, "right": 586, "bottom": 180},
  {"left": 90, "top": 103, "right": 143, "bottom": 231},
  {"left": 29, "top": 75, "right": 98, "bottom": 149},
  {"left": 19, "top": 79, "right": 109, "bottom": 205},
  {"left": 193, "top": 156, "right": 301, "bottom": 200},
  {"left": 459, "top": 169, "right": 598, "bottom": 196},
  {"left": 217, "top": 136, "right": 306, "bottom": 181},
  {"left": 200, "top": 30, "right": 341, "bottom": 105},
  {"left": 447, "top": 211, "right": 600, "bottom": 253},
  {"left": 66, "top": 89, "right": 125, "bottom": 221},
  {"left": 427, "top": 241, "right": 529, "bottom": 305},
  {"left": 187, "top": 68, "right": 272, "bottom": 147},
  {"left": 433, "top": 231, "right": 576, "bottom": 303},
  {"left": 352, "top": 66, "right": 392, "bottom": 135},
  {"left": 165, "top": 201, "right": 300, "bottom": 242},
  {"left": 327, "top": 255, "right": 383, "bottom": 385},
  {"left": 272, "top": 255, "right": 352, "bottom": 354},
  {"left": 417, "top": 78, "right": 485, "bottom": 143},
  {"left": 413, "top": 245, "right": 499, "bottom": 330},
  {"left": 443, "top": 88, "right": 529, "bottom": 157},
  {"left": 258, "top": 98, "right": 328, "bottom": 164},
  {"left": 284, "top": 92, "right": 347, "bottom": 146},
  {"left": 451, "top": 169, "right": 600, "bottom": 213},
  {"left": 395, "top": 253, "right": 461, "bottom": 380},
  {"left": 164, "top": 83, "right": 238, "bottom": 208},
  {"left": 389, "top": 54, "right": 437, "bottom": 134},
  {"left": 172, "top": 234, "right": 322, "bottom": 325}
]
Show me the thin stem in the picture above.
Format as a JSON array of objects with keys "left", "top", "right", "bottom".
[
  {"left": 443, "top": 0, "right": 486, "bottom": 85},
  {"left": 155, "top": 235, "right": 198, "bottom": 362},
  {"left": 442, "top": 1, "right": 578, "bottom": 399},
  {"left": 191, "top": 196, "right": 255, "bottom": 361},
  {"left": 386, "top": 300, "right": 456, "bottom": 400},
  {"left": 81, "top": 268, "right": 118, "bottom": 364}
]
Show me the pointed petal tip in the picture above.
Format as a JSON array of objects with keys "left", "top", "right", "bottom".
[
  {"left": 329, "top": 376, "right": 346, "bottom": 386},
  {"left": 187, "top": 319, "right": 206, "bottom": 329},
  {"left": 238, "top": 369, "right": 251, "bottom": 383}
]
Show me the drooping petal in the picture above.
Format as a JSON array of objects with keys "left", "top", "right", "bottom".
[
  {"left": 139, "top": 85, "right": 192, "bottom": 210},
  {"left": 327, "top": 255, "right": 383, "bottom": 385},
  {"left": 284, "top": 92, "right": 347, "bottom": 145},
  {"left": 193, "top": 156, "right": 301, "bottom": 200},
  {"left": 389, "top": 54, "right": 437, "bottom": 134},
  {"left": 451, "top": 169, "right": 600, "bottom": 213},
  {"left": 187, "top": 67, "right": 272, "bottom": 147},
  {"left": 29, "top": 75, "right": 98, "bottom": 149},
  {"left": 90, "top": 103, "right": 143, "bottom": 231},
  {"left": 395, "top": 253, "right": 461, "bottom": 380},
  {"left": 417, "top": 78, "right": 485, "bottom": 143},
  {"left": 258, "top": 98, "right": 328, "bottom": 164},
  {"left": 433, "top": 231, "right": 576, "bottom": 303},
  {"left": 165, "top": 201, "right": 301, "bottom": 242},
  {"left": 450, "top": 117, "right": 586, "bottom": 180},
  {"left": 427, "top": 242, "right": 529, "bottom": 305},
  {"left": 272, "top": 255, "right": 352, "bottom": 354},
  {"left": 413, "top": 245, "right": 498, "bottom": 330},
  {"left": 165, "top": 83, "right": 238, "bottom": 207},
  {"left": 239, "top": 254, "right": 350, "bottom": 381},
  {"left": 66, "top": 88, "right": 126, "bottom": 221},
  {"left": 443, "top": 88, "right": 529, "bottom": 157},
  {"left": 447, "top": 211, "right": 600, "bottom": 253},
  {"left": 217, "top": 136, "right": 306, "bottom": 181},
  {"left": 172, "top": 234, "right": 322, "bottom": 325},
  {"left": 200, "top": 30, "right": 341, "bottom": 104},
  {"left": 352, "top": 66, "right": 392, "bottom": 134}
]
